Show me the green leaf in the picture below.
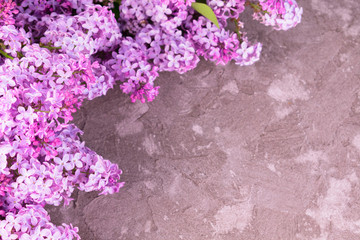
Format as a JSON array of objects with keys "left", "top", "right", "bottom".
[{"left": 191, "top": 2, "right": 220, "bottom": 29}]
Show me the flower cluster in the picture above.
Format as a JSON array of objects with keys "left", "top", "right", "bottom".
[
  {"left": 0, "top": 0, "right": 18, "bottom": 26},
  {"left": 0, "top": 1, "right": 124, "bottom": 239},
  {"left": 0, "top": 0, "right": 302, "bottom": 239},
  {"left": 253, "top": 0, "right": 303, "bottom": 30},
  {"left": 40, "top": 5, "right": 122, "bottom": 58},
  {"left": 0, "top": 205, "right": 79, "bottom": 240}
]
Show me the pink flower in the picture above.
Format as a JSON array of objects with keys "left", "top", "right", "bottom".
[{"left": 255, "top": 0, "right": 303, "bottom": 31}]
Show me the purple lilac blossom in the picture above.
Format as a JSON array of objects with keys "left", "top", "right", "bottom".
[
  {"left": 0, "top": 6, "right": 124, "bottom": 236},
  {"left": 0, "top": 0, "right": 18, "bottom": 26},
  {"left": 0, "top": 205, "right": 80, "bottom": 239},
  {"left": 0, "top": 0, "right": 303, "bottom": 238},
  {"left": 187, "top": 16, "right": 241, "bottom": 65},
  {"left": 207, "top": 0, "right": 246, "bottom": 26},
  {"left": 253, "top": 0, "right": 303, "bottom": 30},
  {"left": 40, "top": 5, "right": 122, "bottom": 59}
]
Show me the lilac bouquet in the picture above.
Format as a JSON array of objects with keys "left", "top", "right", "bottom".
[{"left": 0, "top": 0, "right": 302, "bottom": 239}]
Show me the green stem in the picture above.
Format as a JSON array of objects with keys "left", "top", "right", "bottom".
[
  {"left": 0, "top": 49, "right": 14, "bottom": 60},
  {"left": 246, "top": 1, "right": 269, "bottom": 14},
  {"left": 247, "top": 1, "right": 261, "bottom": 11},
  {"left": 34, "top": 109, "right": 50, "bottom": 113},
  {"left": 40, "top": 45, "right": 61, "bottom": 50},
  {"left": 39, "top": 42, "right": 61, "bottom": 51},
  {"left": 34, "top": 106, "right": 67, "bottom": 114},
  {"left": 72, "top": 70, "right": 83, "bottom": 75},
  {"left": 233, "top": 18, "right": 243, "bottom": 42},
  {"left": 17, "top": 51, "right": 24, "bottom": 58}
]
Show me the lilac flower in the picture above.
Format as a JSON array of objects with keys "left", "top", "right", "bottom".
[
  {"left": 10, "top": 154, "right": 23, "bottom": 171},
  {"left": 129, "top": 71, "right": 146, "bottom": 84},
  {"left": 16, "top": 168, "right": 35, "bottom": 184},
  {"left": 208, "top": 0, "right": 246, "bottom": 25},
  {"left": 33, "top": 51, "right": 51, "bottom": 68},
  {"left": 15, "top": 106, "right": 38, "bottom": 125},
  {"left": 0, "top": 152, "right": 8, "bottom": 175},
  {"left": 56, "top": 69, "right": 72, "bottom": 84},
  {"left": 120, "top": 81, "right": 135, "bottom": 94},
  {"left": 59, "top": 154, "right": 74, "bottom": 171},
  {"left": 122, "top": 60, "right": 138, "bottom": 76},
  {"left": 167, "top": 54, "right": 181, "bottom": 69},
  {"left": 259, "top": 0, "right": 288, "bottom": 15},
  {"left": 0, "top": 1, "right": 303, "bottom": 238},
  {"left": 188, "top": 17, "right": 240, "bottom": 65},
  {"left": 31, "top": 178, "right": 53, "bottom": 201},
  {"left": 0, "top": 0, "right": 18, "bottom": 26},
  {"left": 254, "top": 0, "right": 303, "bottom": 31},
  {"left": 69, "top": 153, "right": 83, "bottom": 169},
  {"left": 5, "top": 193, "right": 22, "bottom": 210},
  {"left": 0, "top": 25, "right": 30, "bottom": 56},
  {"left": 1, "top": 205, "right": 80, "bottom": 239},
  {"left": 234, "top": 41, "right": 263, "bottom": 66},
  {"left": 151, "top": 4, "right": 172, "bottom": 23}
]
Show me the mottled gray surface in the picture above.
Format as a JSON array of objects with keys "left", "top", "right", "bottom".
[{"left": 47, "top": 0, "right": 360, "bottom": 239}]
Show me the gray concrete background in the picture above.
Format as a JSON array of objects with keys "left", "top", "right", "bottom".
[{"left": 47, "top": 0, "right": 360, "bottom": 239}]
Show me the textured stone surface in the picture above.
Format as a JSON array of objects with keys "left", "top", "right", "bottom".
[{"left": 48, "top": 1, "right": 360, "bottom": 239}]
